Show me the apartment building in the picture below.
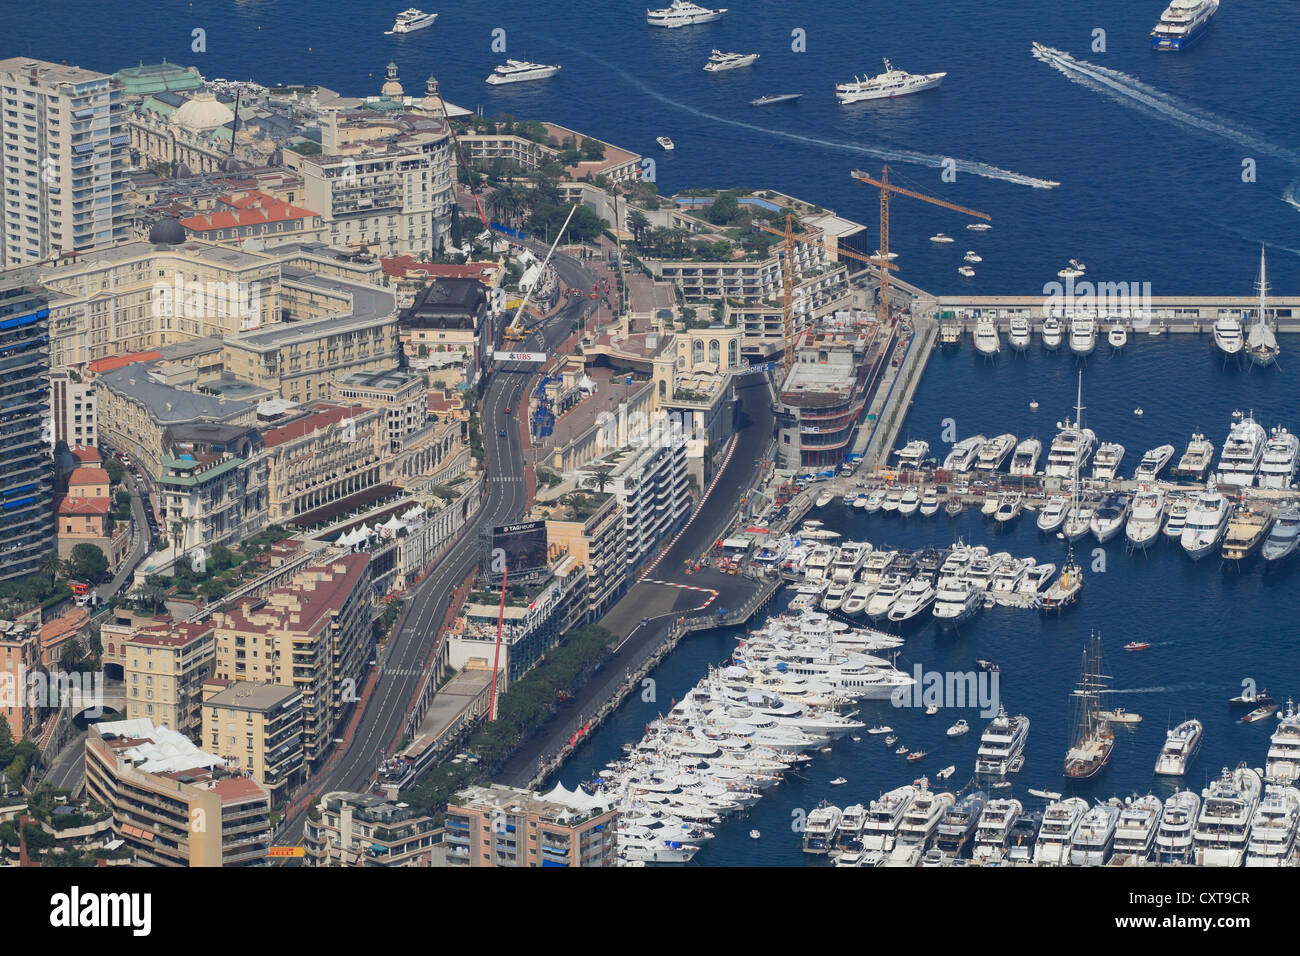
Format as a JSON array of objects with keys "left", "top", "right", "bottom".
[
  {"left": 581, "top": 438, "right": 690, "bottom": 572},
  {"left": 445, "top": 783, "right": 617, "bottom": 868},
  {"left": 201, "top": 679, "right": 304, "bottom": 804},
  {"left": 261, "top": 403, "right": 384, "bottom": 524},
  {"left": 158, "top": 423, "right": 268, "bottom": 556},
  {"left": 0, "top": 618, "right": 39, "bottom": 740},
  {"left": 536, "top": 492, "right": 628, "bottom": 620},
  {"left": 123, "top": 619, "right": 216, "bottom": 740},
  {"left": 85, "top": 717, "right": 271, "bottom": 866},
  {"left": 0, "top": 58, "right": 127, "bottom": 267},
  {"left": 774, "top": 330, "right": 881, "bottom": 469},
  {"left": 0, "top": 282, "right": 54, "bottom": 581},
  {"left": 49, "top": 368, "right": 97, "bottom": 449},
  {"left": 305, "top": 791, "right": 443, "bottom": 867},
  {"left": 211, "top": 553, "right": 371, "bottom": 769}
]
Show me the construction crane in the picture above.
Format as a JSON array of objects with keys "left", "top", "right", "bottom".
[
  {"left": 503, "top": 203, "right": 578, "bottom": 342},
  {"left": 756, "top": 214, "right": 896, "bottom": 376},
  {"left": 851, "top": 166, "right": 990, "bottom": 325}
]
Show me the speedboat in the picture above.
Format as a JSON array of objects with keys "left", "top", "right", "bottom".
[
  {"left": 957, "top": 265, "right": 976, "bottom": 278},
  {"left": 485, "top": 59, "right": 563, "bottom": 85},
  {"left": 1124, "top": 486, "right": 1166, "bottom": 549},
  {"left": 929, "top": 232, "right": 954, "bottom": 244},
  {"left": 968, "top": 223, "right": 991, "bottom": 232},
  {"left": 947, "top": 720, "right": 970, "bottom": 737},
  {"left": 1263, "top": 508, "right": 1300, "bottom": 561},
  {"left": 1090, "top": 495, "right": 1130, "bottom": 543},
  {"left": 647, "top": 0, "right": 727, "bottom": 28},
  {"left": 1090, "top": 442, "right": 1125, "bottom": 481},
  {"left": 385, "top": 8, "right": 438, "bottom": 34},
  {"left": 656, "top": 136, "right": 675, "bottom": 151},
  {"left": 703, "top": 50, "right": 759, "bottom": 72},
  {"left": 1009, "top": 437, "right": 1042, "bottom": 476},
  {"left": 1180, "top": 489, "right": 1231, "bottom": 560},
  {"left": 749, "top": 93, "right": 803, "bottom": 106},
  {"left": 1041, "top": 316, "right": 1063, "bottom": 350},
  {"left": 964, "top": 250, "right": 983, "bottom": 263},
  {"left": 1009, "top": 316, "right": 1032, "bottom": 351},
  {"left": 1155, "top": 719, "right": 1203, "bottom": 776},
  {"left": 835, "top": 58, "right": 946, "bottom": 103},
  {"left": 1036, "top": 495, "right": 1069, "bottom": 532},
  {"left": 1133, "top": 443, "right": 1175, "bottom": 482}
]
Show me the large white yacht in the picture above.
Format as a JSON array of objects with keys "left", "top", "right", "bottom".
[
  {"left": 1044, "top": 421, "right": 1096, "bottom": 478},
  {"left": 893, "top": 439, "right": 930, "bottom": 470},
  {"left": 1258, "top": 427, "right": 1300, "bottom": 490},
  {"left": 835, "top": 59, "right": 946, "bottom": 103},
  {"left": 1173, "top": 433, "right": 1216, "bottom": 480},
  {"left": 1125, "top": 486, "right": 1166, "bottom": 550},
  {"left": 861, "top": 785, "right": 917, "bottom": 852},
  {"left": 1244, "top": 785, "right": 1300, "bottom": 867},
  {"left": 1041, "top": 315, "right": 1063, "bottom": 350},
  {"left": 1154, "top": 790, "right": 1201, "bottom": 864},
  {"left": 1090, "top": 495, "right": 1130, "bottom": 543},
  {"left": 1133, "top": 443, "right": 1175, "bottom": 482},
  {"left": 1090, "top": 442, "right": 1124, "bottom": 481},
  {"left": 943, "top": 434, "right": 986, "bottom": 472},
  {"left": 385, "top": 8, "right": 437, "bottom": 34},
  {"left": 1009, "top": 316, "right": 1032, "bottom": 351},
  {"left": 1069, "top": 801, "right": 1121, "bottom": 866},
  {"left": 485, "top": 60, "right": 563, "bottom": 85},
  {"left": 830, "top": 542, "right": 872, "bottom": 584},
  {"left": 1150, "top": 0, "right": 1220, "bottom": 51},
  {"left": 973, "top": 318, "right": 1000, "bottom": 357},
  {"left": 886, "top": 577, "right": 936, "bottom": 624},
  {"left": 646, "top": 0, "right": 726, "bottom": 28},
  {"left": 618, "top": 826, "right": 701, "bottom": 863},
  {"left": 1154, "top": 718, "right": 1202, "bottom": 777},
  {"left": 703, "top": 50, "right": 759, "bottom": 72},
  {"left": 932, "top": 576, "right": 981, "bottom": 628},
  {"left": 1009, "top": 437, "right": 1042, "bottom": 476},
  {"left": 1265, "top": 700, "right": 1300, "bottom": 786},
  {"left": 972, "top": 798, "right": 1023, "bottom": 863},
  {"left": 1212, "top": 312, "right": 1243, "bottom": 357},
  {"left": 1036, "top": 494, "right": 1070, "bottom": 532},
  {"left": 1110, "top": 795, "right": 1163, "bottom": 864},
  {"left": 1215, "top": 412, "right": 1267, "bottom": 487},
  {"left": 1192, "top": 765, "right": 1262, "bottom": 867},
  {"left": 974, "top": 706, "right": 1029, "bottom": 777},
  {"left": 975, "top": 433, "right": 1017, "bottom": 472},
  {"left": 1033, "top": 797, "right": 1088, "bottom": 866},
  {"left": 864, "top": 572, "right": 906, "bottom": 620},
  {"left": 802, "top": 802, "right": 843, "bottom": 854},
  {"left": 1180, "top": 489, "right": 1232, "bottom": 560},
  {"left": 1068, "top": 314, "right": 1097, "bottom": 357}
]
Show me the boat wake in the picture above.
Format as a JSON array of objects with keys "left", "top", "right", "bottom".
[
  {"left": 1032, "top": 44, "right": 1300, "bottom": 167},
  {"left": 551, "top": 41, "right": 1061, "bottom": 189},
  {"left": 1104, "top": 683, "right": 1215, "bottom": 696}
]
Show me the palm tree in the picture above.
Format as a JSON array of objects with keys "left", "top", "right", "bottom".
[
  {"left": 39, "top": 551, "right": 62, "bottom": 581},
  {"left": 627, "top": 210, "right": 650, "bottom": 246},
  {"left": 591, "top": 466, "right": 614, "bottom": 494}
]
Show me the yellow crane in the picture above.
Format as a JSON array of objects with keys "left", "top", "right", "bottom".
[
  {"left": 756, "top": 214, "right": 895, "bottom": 376},
  {"left": 503, "top": 204, "right": 578, "bottom": 342},
  {"left": 851, "top": 166, "right": 990, "bottom": 325}
]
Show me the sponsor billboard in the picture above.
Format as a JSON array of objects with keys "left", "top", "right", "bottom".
[{"left": 491, "top": 519, "right": 549, "bottom": 575}]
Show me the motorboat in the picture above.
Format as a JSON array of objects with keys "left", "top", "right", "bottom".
[
  {"left": 802, "top": 801, "right": 843, "bottom": 854},
  {"left": 835, "top": 58, "right": 947, "bottom": 103},
  {"left": 1133, "top": 443, "right": 1175, "bottom": 482},
  {"left": 894, "top": 438, "right": 930, "bottom": 469},
  {"left": 973, "top": 319, "right": 1000, "bottom": 357},
  {"left": 943, "top": 435, "right": 986, "bottom": 473},
  {"left": 963, "top": 250, "right": 982, "bottom": 264},
  {"left": 1036, "top": 495, "right": 1069, "bottom": 532},
  {"left": 1009, "top": 316, "right": 1032, "bottom": 351},
  {"left": 1089, "top": 495, "right": 1130, "bottom": 543},
  {"left": 1009, "top": 437, "right": 1042, "bottom": 476},
  {"left": 994, "top": 492, "right": 1023, "bottom": 525},
  {"left": 1180, "top": 489, "right": 1232, "bottom": 559},
  {"left": 656, "top": 136, "right": 675, "bottom": 151},
  {"left": 1062, "top": 500, "right": 1096, "bottom": 543},
  {"left": 957, "top": 265, "right": 976, "bottom": 278},
  {"left": 1172, "top": 433, "right": 1215, "bottom": 480},
  {"left": 864, "top": 573, "right": 907, "bottom": 620},
  {"left": 1096, "top": 707, "right": 1141, "bottom": 725},
  {"left": 1107, "top": 321, "right": 1128, "bottom": 350},
  {"left": 1162, "top": 497, "right": 1190, "bottom": 539},
  {"left": 385, "top": 8, "right": 438, "bottom": 34},
  {"left": 1044, "top": 417, "right": 1095, "bottom": 479},
  {"left": 1265, "top": 700, "right": 1300, "bottom": 786},
  {"left": 1041, "top": 315, "right": 1063, "bottom": 350},
  {"left": 647, "top": 0, "right": 727, "bottom": 28},
  {"left": 485, "top": 59, "right": 563, "bottom": 85},
  {"left": 975, "top": 706, "right": 1030, "bottom": 777},
  {"left": 1069, "top": 800, "right": 1121, "bottom": 866},
  {"left": 1212, "top": 312, "right": 1243, "bottom": 357},
  {"left": 749, "top": 93, "right": 803, "bottom": 106},
  {"left": 1110, "top": 795, "right": 1163, "bottom": 864},
  {"left": 1068, "top": 315, "right": 1097, "bottom": 357},
  {"left": 1263, "top": 508, "right": 1300, "bottom": 561},
  {"left": 934, "top": 790, "right": 986, "bottom": 855},
  {"left": 886, "top": 577, "right": 936, "bottom": 624},
  {"left": 919, "top": 489, "right": 940, "bottom": 517},
  {"left": 967, "top": 223, "right": 991, "bottom": 232},
  {"left": 1244, "top": 785, "right": 1300, "bottom": 866},
  {"left": 932, "top": 578, "right": 980, "bottom": 628},
  {"left": 897, "top": 486, "right": 921, "bottom": 517},
  {"left": 1221, "top": 508, "right": 1272, "bottom": 562},
  {"left": 975, "top": 433, "right": 1017, "bottom": 472},
  {"left": 929, "top": 232, "right": 955, "bottom": 244},
  {"left": 1150, "top": 0, "right": 1220, "bottom": 51},
  {"left": 947, "top": 719, "right": 970, "bottom": 737},
  {"left": 1124, "top": 486, "right": 1166, "bottom": 549},
  {"left": 1154, "top": 790, "right": 1201, "bottom": 864},
  {"left": 881, "top": 488, "right": 903, "bottom": 513},
  {"left": 703, "top": 49, "right": 759, "bottom": 72},
  {"left": 1090, "top": 442, "right": 1125, "bottom": 481},
  {"left": 1017, "top": 562, "right": 1056, "bottom": 597}
]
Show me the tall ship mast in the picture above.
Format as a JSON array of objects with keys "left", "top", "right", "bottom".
[
  {"left": 1246, "top": 245, "right": 1280, "bottom": 368},
  {"left": 1064, "top": 632, "right": 1114, "bottom": 780},
  {"left": 1038, "top": 372, "right": 1086, "bottom": 611}
]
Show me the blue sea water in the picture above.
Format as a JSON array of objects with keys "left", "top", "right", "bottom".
[
  {"left": 8, "top": 0, "right": 1300, "bottom": 294},
  {"left": 9, "top": 1, "right": 1300, "bottom": 864}
]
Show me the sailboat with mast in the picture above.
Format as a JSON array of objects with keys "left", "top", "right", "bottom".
[
  {"left": 1245, "top": 245, "right": 1280, "bottom": 368},
  {"left": 1038, "top": 372, "right": 1086, "bottom": 612},
  {"left": 1064, "top": 633, "right": 1114, "bottom": 780}
]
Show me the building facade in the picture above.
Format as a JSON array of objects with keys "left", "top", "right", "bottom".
[
  {"left": 123, "top": 619, "right": 217, "bottom": 740},
  {"left": 49, "top": 368, "right": 97, "bottom": 450},
  {"left": 201, "top": 679, "right": 304, "bottom": 804},
  {"left": 158, "top": 423, "right": 268, "bottom": 557},
  {"left": 445, "top": 784, "right": 617, "bottom": 867},
  {"left": 305, "top": 791, "right": 442, "bottom": 866}
]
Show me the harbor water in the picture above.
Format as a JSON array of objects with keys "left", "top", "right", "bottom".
[{"left": 557, "top": 336, "right": 1300, "bottom": 865}]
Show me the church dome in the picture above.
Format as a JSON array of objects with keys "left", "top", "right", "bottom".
[
  {"left": 173, "top": 90, "right": 234, "bottom": 132},
  {"left": 148, "top": 218, "right": 186, "bottom": 245}
]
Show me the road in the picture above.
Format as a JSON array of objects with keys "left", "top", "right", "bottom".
[
  {"left": 274, "top": 251, "right": 598, "bottom": 844},
  {"left": 96, "top": 475, "right": 152, "bottom": 601}
]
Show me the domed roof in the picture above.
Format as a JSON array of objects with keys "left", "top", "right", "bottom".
[
  {"left": 148, "top": 218, "right": 186, "bottom": 245},
  {"left": 381, "top": 61, "right": 404, "bottom": 98},
  {"left": 173, "top": 90, "right": 234, "bottom": 132},
  {"left": 219, "top": 154, "right": 243, "bottom": 173}
]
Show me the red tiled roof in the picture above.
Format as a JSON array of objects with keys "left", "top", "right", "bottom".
[
  {"left": 219, "top": 554, "right": 370, "bottom": 638},
  {"left": 179, "top": 191, "right": 319, "bottom": 232},
  {"left": 87, "top": 351, "right": 161, "bottom": 374},
  {"left": 381, "top": 255, "right": 500, "bottom": 281},
  {"left": 68, "top": 466, "right": 110, "bottom": 487},
  {"left": 71, "top": 446, "right": 102, "bottom": 463},
  {"left": 261, "top": 403, "right": 364, "bottom": 449},
  {"left": 56, "top": 495, "right": 111, "bottom": 517}
]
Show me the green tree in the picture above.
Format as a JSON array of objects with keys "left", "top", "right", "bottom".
[
  {"left": 68, "top": 544, "right": 108, "bottom": 584},
  {"left": 103, "top": 457, "right": 125, "bottom": 486},
  {"left": 707, "top": 193, "right": 741, "bottom": 225},
  {"left": 579, "top": 137, "right": 606, "bottom": 161},
  {"left": 627, "top": 210, "right": 650, "bottom": 245}
]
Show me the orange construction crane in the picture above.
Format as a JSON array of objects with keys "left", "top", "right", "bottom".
[
  {"left": 756, "top": 214, "right": 896, "bottom": 377},
  {"left": 851, "top": 167, "right": 990, "bottom": 325}
]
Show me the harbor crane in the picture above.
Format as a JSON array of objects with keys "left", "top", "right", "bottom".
[
  {"left": 851, "top": 166, "right": 990, "bottom": 325},
  {"left": 503, "top": 203, "right": 578, "bottom": 343},
  {"left": 756, "top": 214, "right": 895, "bottom": 377}
]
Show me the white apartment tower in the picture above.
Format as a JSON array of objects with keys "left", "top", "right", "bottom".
[{"left": 0, "top": 57, "right": 127, "bottom": 267}]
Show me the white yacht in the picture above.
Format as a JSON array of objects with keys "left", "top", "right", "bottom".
[
  {"left": 1091, "top": 442, "right": 1124, "bottom": 481},
  {"left": 1037, "top": 495, "right": 1070, "bottom": 532},
  {"left": 943, "top": 434, "right": 986, "bottom": 473},
  {"left": 1044, "top": 421, "right": 1096, "bottom": 478},
  {"left": 897, "top": 486, "right": 921, "bottom": 517},
  {"left": 919, "top": 488, "right": 940, "bottom": 517},
  {"left": 929, "top": 232, "right": 955, "bottom": 244},
  {"left": 385, "top": 8, "right": 437, "bottom": 33},
  {"left": 1110, "top": 795, "right": 1163, "bottom": 864},
  {"left": 1008, "top": 316, "right": 1032, "bottom": 351},
  {"left": 1124, "top": 486, "right": 1166, "bottom": 549},
  {"left": 1163, "top": 497, "right": 1190, "bottom": 539},
  {"left": 1212, "top": 312, "right": 1243, "bottom": 357},
  {"left": 860, "top": 785, "right": 917, "bottom": 852},
  {"left": 656, "top": 136, "right": 675, "bottom": 151},
  {"left": 975, "top": 706, "right": 1030, "bottom": 777},
  {"left": 993, "top": 492, "right": 1024, "bottom": 525},
  {"left": 802, "top": 802, "right": 843, "bottom": 854},
  {"left": 835, "top": 59, "right": 946, "bottom": 103},
  {"left": 975, "top": 433, "right": 1017, "bottom": 472},
  {"left": 865, "top": 573, "right": 907, "bottom": 620},
  {"left": 1107, "top": 321, "right": 1128, "bottom": 350},
  {"left": 971, "top": 798, "right": 1022, "bottom": 863},
  {"left": 881, "top": 488, "right": 903, "bottom": 513},
  {"left": 1194, "top": 765, "right": 1262, "bottom": 867},
  {"left": 894, "top": 439, "right": 930, "bottom": 470},
  {"left": 618, "top": 826, "right": 701, "bottom": 863},
  {"left": 1173, "top": 433, "right": 1216, "bottom": 481},
  {"left": 1133, "top": 443, "right": 1175, "bottom": 482},
  {"left": 886, "top": 577, "right": 936, "bottom": 624},
  {"left": 485, "top": 60, "right": 562, "bottom": 85},
  {"left": 963, "top": 250, "right": 982, "bottom": 264},
  {"left": 801, "top": 544, "right": 838, "bottom": 582},
  {"left": 1090, "top": 495, "right": 1130, "bottom": 543},
  {"left": 1068, "top": 314, "right": 1097, "bottom": 357},
  {"left": 646, "top": 0, "right": 726, "bottom": 28},
  {"left": 966, "top": 550, "right": 1010, "bottom": 591},
  {"left": 703, "top": 50, "right": 758, "bottom": 72},
  {"left": 973, "top": 318, "right": 1000, "bottom": 357},
  {"left": 1180, "top": 489, "right": 1232, "bottom": 559},
  {"left": 958, "top": 265, "right": 976, "bottom": 279},
  {"left": 1258, "top": 427, "right": 1299, "bottom": 490},
  {"left": 1244, "top": 785, "right": 1300, "bottom": 867},
  {"left": 1154, "top": 790, "right": 1201, "bottom": 864},
  {"left": 1150, "top": 0, "right": 1220, "bottom": 50},
  {"left": 990, "top": 556, "right": 1032, "bottom": 595},
  {"left": 1246, "top": 246, "right": 1280, "bottom": 368},
  {"left": 932, "top": 577, "right": 979, "bottom": 627},
  {"left": 1216, "top": 412, "right": 1266, "bottom": 487},
  {"left": 836, "top": 804, "right": 867, "bottom": 853},
  {"left": 860, "top": 549, "right": 896, "bottom": 585},
  {"left": 1034, "top": 797, "right": 1089, "bottom": 866},
  {"left": 1018, "top": 561, "right": 1057, "bottom": 597},
  {"left": 861, "top": 490, "right": 885, "bottom": 513},
  {"left": 1069, "top": 801, "right": 1121, "bottom": 866},
  {"left": 1041, "top": 315, "right": 1063, "bottom": 350},
  {"left": 1009, "top": 437, "right": 1042, "bottom": 476},
  {"left": 1265, "top": 700, "right": 1300, "bottom": 786},
  {"left": 819, "top": 580, "right": 849, "bottom": 612},
  {"left": 947, "top": 719, "right": 970, "bottom": 737},
  {"left": 895, "top": 785, "right": 955, "bottom": 849},
  {"left": 1062, "top": 500, "right": 1096, "bottom": 543},
  {"left": 1263, "top": 508, "right": 1300, "bottom": 562},
  {"left": 830, "top": 542, "right": 872, "bottom": 584}
]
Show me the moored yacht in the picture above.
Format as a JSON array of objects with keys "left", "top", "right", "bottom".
[
  {"left": 861, "top": 785, "right": 917, "bottom": 852},
  {"left": 1246, "top": 245, "right": 1280, "bottom": 368},
  {"left": 1180, "top": 489, "right": 1232, "bottom": 560},
  {"left": 934, "top": 790, "right": 985, "bottom": 855},
  {"left": 1044, "top": 421, "right": 1096, "bottom": 478},
  {"left": 1212, "top": 311, "right": 1243, "bottom": 357},
  {"left": 975, "top": 706, "right": 1030, "bottom": 777},
  {"left": 1193, "top": 765, "right": 1262, "bottom": 867},
  {"left": 972, "top": 798, "right": 1023, "bottom": 863},
  {"left": 895, "top": 783, "right": 955, "bottom": 848},
  {"left": 865, "top": 572, "right": 907, "bottom": 620},
  {"left": 973, "top": 318, "right": 1000, "bottom": 357},
  {"left": 943, "top": 435, "right": 986, "bottom": 473},
  {"left": 1133, "top": 443, "right": 1175, "bottom": 482},
  {"left": 835, "top": 58, "right": 947, "bottom": 103},
  {"left": 1125, "top": 486, "right": 1166, "bottom": 550},
  {"left": 1009, "top": 316, "right": 1031, "bottom": 351},
  {"left": 1069, "top": 800, "right": 1122, "bottom": 866},
  {"left": 886, "top": 577, "right": 936, "bottom": 624},
  {"left": 485, "top": 59, "right": 562, "bottom": 84},
  {"left": 646, "top": 0, "right": 726, "bottom": 28},
  {"left": 1110, "top": 794, "right": 1163, "bottom": 864},
  {"left": 1265, "top": 700, "right": 1300, "bottom": 786},
  {"left": 1068, "top": 314, "right": 1097, "bottom": 357},
  {"left": 1041, "top": 315, "right": 1063, "bottom": 350},
  {"left": 1244, "top": 785, "right": 1300, "bottom": 866},
  {"left": 1258, "top": 427, "right": 1299, "bottom": 490},
  {"left": 894, "top": 438, "right": 930, "bottom": 470},
  {"left": 1091, "top": 442, "right": 1125, "bottom": 481},
  {"left": 1034, "top": 797, "right": 1089, "bottom": 866},
  {"left": 1263, "top": 508, "right": 1300, "bottom": 562},
  {"left": 1154, "top": 789, "right": 1200, "bottom": 864},
  {"left": 1036, "top": 494, "right": 1070, "bottom": 532},
  {"left": 1090, "top": 495, "right": 1130, "bottom": 543},
  {"left": 1221, "top": 508, "right": 1272, "bottom": 562},
  {"left": 1163, "top": 497, "right": 1190, "bottom": 539},
  {"left": 932, "top": 577, "right": 980, "bottom": 628},
  {"left": 802, "top": 801, "right": 843, "bottom": 854},
  {"left": 1215, "top": 411, "right": 1266, "bottom": 487},
  {"left": 1107, "top": 320, "right": 1127, "bottom": 350},
  {"left": 993, "top": 492, "right": 1023, "bottom": 525},
  {"left": 1009, "top": 437, "right": 1042, "bottom": 476},
  {"left": 975, "top": 433, "right": 1017, "bottom": 472},
  {"left": 1173, "top": 433, "right": 1215, "bottom": 480}
]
